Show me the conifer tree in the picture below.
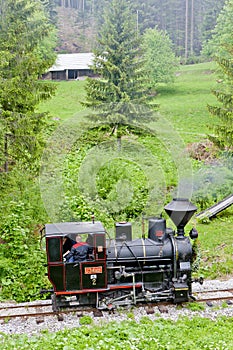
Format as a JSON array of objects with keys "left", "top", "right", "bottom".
[
  {"left": 84, "top": 0, "right": 155, "bottom": 134},
  {"left": 207, "top": 0, "right": 233, "bottom": 150},
  {"left": 0, "top": 0, "right": 57, "bottom": 170}
]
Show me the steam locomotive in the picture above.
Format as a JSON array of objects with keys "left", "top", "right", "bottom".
[{"left": 44, "top": 198, "right": 200, "bottom": 311}]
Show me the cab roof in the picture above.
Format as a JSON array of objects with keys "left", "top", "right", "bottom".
[{"left": 45, "top": 221, "right": 106, "bottom": 237}]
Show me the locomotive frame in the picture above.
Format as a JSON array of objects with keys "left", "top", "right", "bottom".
[{"left": 44, "top": 198, "right": 201, "bottom": 311}]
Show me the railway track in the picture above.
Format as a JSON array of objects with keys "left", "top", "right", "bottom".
[
  {"left": 1, "top": 288, "right": 233, "bottom": 321},
  {"left": 192, "top": 288, "right": 233, "bottom": 303}
]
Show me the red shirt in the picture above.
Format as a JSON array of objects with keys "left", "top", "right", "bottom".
[{"left": 73, "top": 242, "right": 88, "bottom": 249}]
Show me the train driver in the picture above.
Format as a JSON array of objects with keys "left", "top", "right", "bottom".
[{"left": 65, "top": 234, "right": 91, "bottom": 263}]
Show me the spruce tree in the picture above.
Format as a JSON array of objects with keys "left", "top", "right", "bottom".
[
  {"left": 207, "top": 0, "right": 233, "bottom": 150},
  {"left": 208, "top": 59, "right": 233, "bottom": 150},
  {"left": 0, "top": 0, "right": 57, "bottom": 170},
  {"left": 84, "top": 0, "right": 155, "bottom": 135}
]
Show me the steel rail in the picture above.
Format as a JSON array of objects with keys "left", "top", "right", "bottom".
[{"left": 1, "top": 289, "right": 233, "bottom": 320}]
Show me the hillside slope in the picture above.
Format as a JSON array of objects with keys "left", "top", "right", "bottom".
[{"left": 56, "top": 6, "right": 97, "bottom": 53}]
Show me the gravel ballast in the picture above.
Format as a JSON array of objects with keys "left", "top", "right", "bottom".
[{"left": 1, "top": 278, "right": 233, "bottom": 336}]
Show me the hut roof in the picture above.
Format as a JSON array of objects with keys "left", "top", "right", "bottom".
[{"left": 49, "top": 53, "right": 94, "bottom": 72}]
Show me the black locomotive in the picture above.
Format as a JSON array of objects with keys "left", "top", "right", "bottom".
[{"left": 44, "top": 198, "right": 200, "bottom": 311}]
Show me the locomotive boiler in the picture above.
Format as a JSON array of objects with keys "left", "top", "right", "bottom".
[{"left": 44, "top": 198, "right": 200, "bottom": 311}]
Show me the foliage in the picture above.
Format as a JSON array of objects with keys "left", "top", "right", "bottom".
[
  {"left": 42, "top": 0, "right": 58, "bottom": 25},
  {"left": 202, "top": 0, "right": 233, "bottom": 60},
  {"left": 0, "top": 0, "right": 57, "bottom": 300},
  {"left": 201, "top": 0, "right": 226, "bottom": 52},
  {"left": 186, "top": 302, "right": 205, "bottom": 311},
  {"left": 192, "top": 162, "right": 233, "bottom": 209},
  {"left": 206, "top": 0, "right": 233, "bottom": 150},
  {"left": 196, "top": 207, "right": 233, "bottom": 279},
  {"left": 59, "top": 128, "right": 150, "bottom": 226},
  {"left": 0, "top": 0, "right": 56, "bottom": 303},
  {"left": 79, "top": 315, "right": 93, "bottom": 325},
  {"left": 96, "top": 158, "right": 148, "bottom": 218},
  {"left": 208, "top": 79, "right": 233, "bottom": 150},
  {"left": 0, "top": 199, "right": 49, "bottom": 301},
  {"left": 0, "top": 0, "right": 57, "bottom": 170},
  {"left": 1, "top": 316, "right": 233, "bottom": 349},
  {"left": 142, "top": 27, "right": 179, "bottom": 90},
  {"left": 84, "top": 0, "right": 156, "bottom": 134},
  {"left": 54, "top": 0, "right": 226, "bottom": 59},
  {"left": 0, "top": 111, "right": 54, "bottom": 172}
]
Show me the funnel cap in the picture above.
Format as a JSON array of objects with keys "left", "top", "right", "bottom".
[{"left": 164, "top": 198, "right": 197, "bottom": 228}]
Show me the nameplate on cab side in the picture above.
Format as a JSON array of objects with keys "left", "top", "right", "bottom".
[{"left": 84, "top": 266, "right": 103, "bottom": 274}]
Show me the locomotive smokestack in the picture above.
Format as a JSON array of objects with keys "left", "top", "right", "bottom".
[{"left": 164, "top": 198, "right": 197, "bottom": 238}]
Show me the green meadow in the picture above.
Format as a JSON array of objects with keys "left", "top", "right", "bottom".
[
  {"left": 156, "top": 62, "right": 218, "bottom": 143},
  {"left": 39, "top": 62, "right": 218, "bottom": 142},
  {"left": 38, "top": 80, "right": 87, "bottom": 120}
]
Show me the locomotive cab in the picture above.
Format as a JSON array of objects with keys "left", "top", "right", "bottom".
[{"left": 45, "top": 221, "right": 107, "bottom": 310}]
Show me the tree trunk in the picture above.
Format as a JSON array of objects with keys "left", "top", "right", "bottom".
[
  {"left": 190, "top": 0, "right": 194, "bottom": 56},
  {"left": 185, "top": 0, "right": 189, "bottom": 62}
]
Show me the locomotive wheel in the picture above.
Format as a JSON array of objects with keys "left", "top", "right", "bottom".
[{"left": 98, "top": 289, "right": 136, "bottom": 309}]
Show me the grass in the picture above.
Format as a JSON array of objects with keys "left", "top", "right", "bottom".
[
  {"left": 37, "top": 80, "right": 87, "bottom": 120},
  {"left": 156, "top": 61, "right": 218, "bottom": 143},
  {"left": 1, "top": 315, "right": 233, "bottom": 349},
  {"left": 38, "top": 62, "right": 218, "bottom": 142},
  {"left": 196, "top": 207, "right": 233, "bottom": 279},
  {"left": 38, "top": 63, "right": 219, "bottom": 148}
]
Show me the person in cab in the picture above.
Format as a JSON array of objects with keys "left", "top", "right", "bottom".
[{"left": 65, "top": 235, "right": 91, "bottom": 263}]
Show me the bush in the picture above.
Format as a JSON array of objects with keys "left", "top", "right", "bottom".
[{"left": 0, "top": 200, "right": 48, "bottom": 302}]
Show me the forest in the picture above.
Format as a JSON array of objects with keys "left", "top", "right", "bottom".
[{"left": 53, "top": 0, "right": 225, "bottom": 60}]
